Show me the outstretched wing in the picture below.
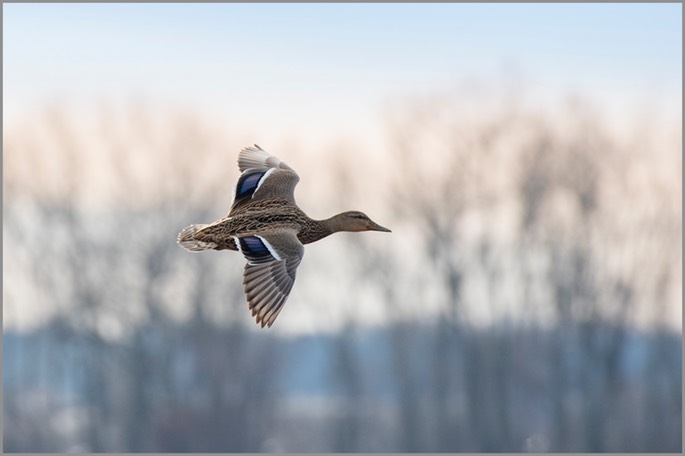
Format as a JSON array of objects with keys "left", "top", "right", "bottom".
[
  {"left": 234, "top": 229, "right": 304, "bottom": 328},
  {"left": 229, "top": 145, "right": 300, "bottom": 214}
]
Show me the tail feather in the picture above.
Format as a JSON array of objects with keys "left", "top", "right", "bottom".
[{"left": 177, "top": 224, "right": 217, "bottom": 252}]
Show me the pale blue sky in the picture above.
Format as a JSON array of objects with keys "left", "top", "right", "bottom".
[{"left": 3, "top": 3, "right": 682, "bottom": 146}]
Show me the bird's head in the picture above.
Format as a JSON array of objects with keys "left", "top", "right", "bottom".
[{"left": 334, "top": 211, "right": 392, "bottom": 233}]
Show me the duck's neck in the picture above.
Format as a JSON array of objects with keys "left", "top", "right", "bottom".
[{"left": 298, "top": 215, "right": 341, "bottom": 245}]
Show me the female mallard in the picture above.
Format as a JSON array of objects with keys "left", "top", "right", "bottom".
[{"left": 178, "top": 145, "right": 391, "bottom": 328}]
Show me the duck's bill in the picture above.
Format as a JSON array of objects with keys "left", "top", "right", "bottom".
[{"left": 370, "top": 221, "right": 392, "bottom": 233}]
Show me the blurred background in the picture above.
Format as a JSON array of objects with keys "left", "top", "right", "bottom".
[{"left": 3, "top": 3, "right": 682, "bottom": 452}]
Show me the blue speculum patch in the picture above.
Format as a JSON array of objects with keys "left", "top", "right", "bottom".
[
  {"left": 239, "top": 236, "right": 270, "bottom": 258},
  {"left": 236, "top": 172, "right": 264, "bottom": 197}
]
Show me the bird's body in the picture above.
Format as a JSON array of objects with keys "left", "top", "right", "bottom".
[
  {"left": 180, "top": 199, "right": 335, "bottom": 251},
  {"left": 178, "top": 145, "right": 390, "bottom": 328}
]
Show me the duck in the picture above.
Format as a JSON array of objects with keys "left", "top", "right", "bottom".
[{"left": 178, "top": 145, "right": 391, "bottom": 328}]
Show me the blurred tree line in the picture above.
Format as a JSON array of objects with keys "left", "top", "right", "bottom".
[{"left": 3, "top": 90, "right": 681, "bottom": 452}]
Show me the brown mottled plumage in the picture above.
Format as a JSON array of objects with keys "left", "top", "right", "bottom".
[{"left": 178, "top": 145, "right": 391, "bottom": 328}]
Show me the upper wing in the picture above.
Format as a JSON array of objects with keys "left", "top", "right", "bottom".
[
  {"left": 234, "top": 229, "right": 304, "bottom": 328},
  {"left": 229, "top": 145, "right": 300, "bottom": 214}
]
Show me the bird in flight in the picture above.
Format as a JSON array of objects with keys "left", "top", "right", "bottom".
[{"left": 178, "top": 145, "right": 391, "bottom": 328}]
